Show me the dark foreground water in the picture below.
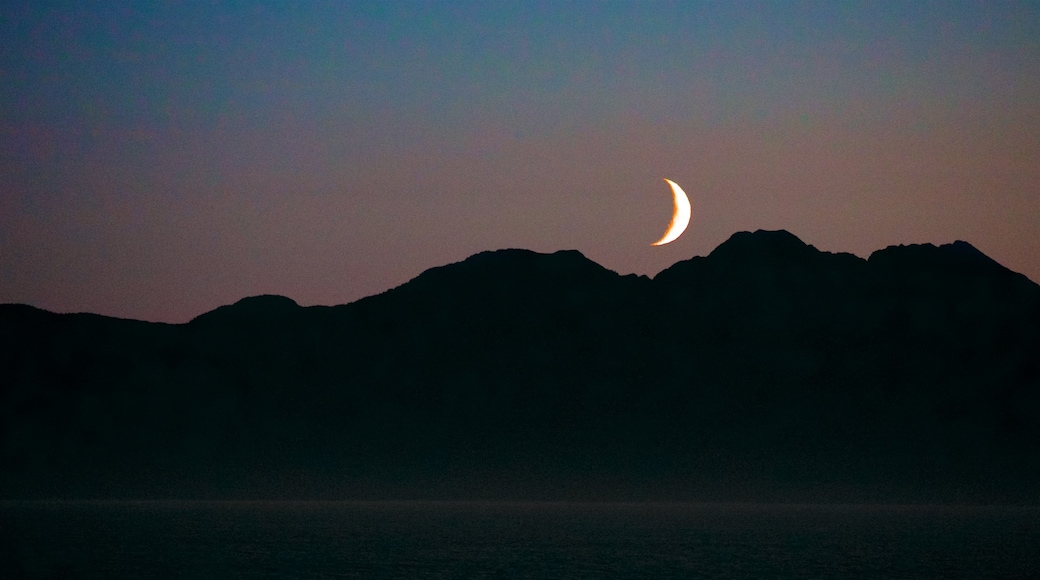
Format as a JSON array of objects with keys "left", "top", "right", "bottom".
[{"left": 1, "top": 501, "right": 1038, "bottom": 579}]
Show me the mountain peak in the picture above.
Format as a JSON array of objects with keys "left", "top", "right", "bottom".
[
  {"left": 232, "top": 294, "right": 299, "bottom": 309},
  {"left": 189, "top": 294, "right": 299, "bottom": 324},
  {"left": 459, "top": 248, "right": 592, "bottom": 266},
  {"left": 941, "top": 240, "right": 999, "bottom": 266},
  {"left": 868, "top": 240, "right": 1004, "bottom": 273},
  {"left": 708, "top": 229, "right": 817, "bottom": 262},
  {"left": 408, "top": 248, "right": 613, "bottom": 288}
]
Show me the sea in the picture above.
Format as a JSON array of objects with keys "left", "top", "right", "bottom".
[{"left": 1, "top": 501, "right": 1038, "bottom": 579}]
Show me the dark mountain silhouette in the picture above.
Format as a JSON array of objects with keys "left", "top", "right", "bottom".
[{"left": 2, "top": 230, "right": 1038, "bottom": 502}]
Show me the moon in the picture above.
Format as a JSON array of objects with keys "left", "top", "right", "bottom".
[{"left": 651, "top": 178, "right": 692, "bottom": 246}]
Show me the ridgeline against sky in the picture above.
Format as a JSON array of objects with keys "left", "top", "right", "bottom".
[
  {"left": 2, "top": 2, "right": 1039, "bottom": 322},
  {"left": 2, "top": 231, "right": 1038, "bottom": 502}
]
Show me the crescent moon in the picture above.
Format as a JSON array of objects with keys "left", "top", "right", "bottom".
[{"left": 651, "top": 178, "right": 692, "bottom": 246}]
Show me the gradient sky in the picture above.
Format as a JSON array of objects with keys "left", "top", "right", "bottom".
[{"left": 3, "top": 1, "right": 1039, "bottom": 322}]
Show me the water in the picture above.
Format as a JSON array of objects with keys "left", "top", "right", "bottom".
[{"left": 1, "top": 501, "right": 1038, "bottom": 579}]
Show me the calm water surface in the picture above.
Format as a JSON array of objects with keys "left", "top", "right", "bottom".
[{"left": 1, "top": 501, "right": 1038, "bottom": 579}]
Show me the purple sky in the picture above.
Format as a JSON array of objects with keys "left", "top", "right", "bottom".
[{"left": 3, "top": 1, "right": 1039, "bottom": 323}]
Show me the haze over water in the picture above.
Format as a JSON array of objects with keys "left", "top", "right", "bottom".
[{"left": 2, "top": 501, "right": 1038, "bottom": 579}]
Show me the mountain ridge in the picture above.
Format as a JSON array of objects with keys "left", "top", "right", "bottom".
[
  {"left": 1, "top": 230, "right": 1038, "bottom": 502},
  {"left": 4, "top": 231, "right": 1034, "bottom": 323}
]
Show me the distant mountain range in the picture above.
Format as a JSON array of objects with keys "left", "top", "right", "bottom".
[{"left": 2, "top": 230, "right": 1038, "bottom": 503}]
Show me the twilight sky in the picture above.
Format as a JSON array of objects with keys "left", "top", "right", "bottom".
[{"left": 2, "top": 1, "right": 1039, "bottom": 323}]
